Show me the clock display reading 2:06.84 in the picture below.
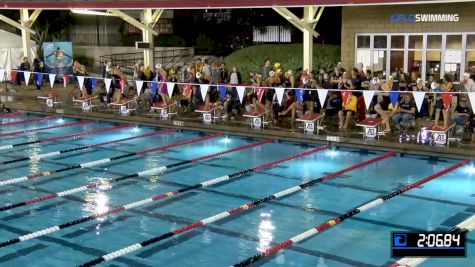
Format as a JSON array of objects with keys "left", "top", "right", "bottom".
[{"left": 392, "top": 232, "right": 466, "bottom": 257}]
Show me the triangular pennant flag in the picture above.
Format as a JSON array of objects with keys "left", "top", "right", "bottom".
[
  {"left": 317, "top": 89, "right": 329, "bottom": 108},
  {"left": 468, "top": 92, "right": 475, "bottom": 112},
  {"left": 104, "top": 78, "right": 112, "bottom": 94},
  {"left": 36, "top": 73, "right": 43, "bottom": 86},
  {"left": 11, "top": 70, "right": 18, "bottom": 84},
  {"left": 275, "top": 87, "right": 285, "bottom": 106},
  {"left": 236, "top": 86, "right": 246, "bottom": 104},
  {"left": 0, "top": 69, "right": 4, "bottom": 82},
  {"left": 389, "top": 92, "right": 400, "bottom": 107},
  {"left": 135, "top": 80, "right": 144, "bottom": 96},
  {"left": 442, "top": 92, "right": 453, "bottom": 112},
  {"left": 200, "top": 84, "right": 209, "bottom": 101},
  {"left": 218, "top": 85, "right": 227, "bottom": 101},
  {"left": 151, "top": 82, "right": 158, "bottom": 96},
  {"left": 342, "top": 91, "right": 351, "bottom": 106},
  {"left": 91, "top": 77, "right": 97, "bottom": 92},
  {"left": 24, "top": 71, "right": 31, "bottom": 86},
  {"left": 256, "top": 88, "right": 265, "bottom": 103},
  {"left": 296, "top": 89, "right": 304, "bottom": 104},
  {"left": 362, "top": 90, "right": 375, "bottom": 111},
  {"left": 63, "top": 74, "right": 69, "bottom": 88},
  {"left": 413, "top": 91, "right": 426, "bottom": 112},
  {"left": 120, "top": 79, "right": 125, "bottom": 94},
  {"left": 166, "top": 82, "right": 175, "bottom": 98},
  {"left": 48, "top": 74, "right": 56, "bottom": 88},
  {"left": 77, "top": 76, "right": 85, "bottom": 91},
  {"left": 183, "top": 84, "right": 192, "bottom": 98}
]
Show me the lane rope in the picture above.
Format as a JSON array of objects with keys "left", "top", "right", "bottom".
[
  {"left": 232, "top": 160, "right": 469, "bottom": 267},
  {"left": 0, "top": 128, "right": 175, "bottom": 166},
  {"left": 0, "top": 115, "right": 57, "bottom": 127},
  {"left": 391, "top": 214, "right": 475, "bottom": 267},
  {"left": 0, "top": 123, "right": 132, "bottom": 151},
  {"left": 0, "top": 138, "right": 280, "bottom": 248},
  {"left": 76, "top": 150, "right": 391, "bottom": 266},
  {"left": 0, "top": 112, "right": 23, "bottom": 118},
  {"left": 0, "top": 140, "right": 329, "bottom": 251},
  {"left": 0, "top": 119, "right": 94, "bottom": 138},
  {"left": 0, "top": 133, "right": 223, "bottom": 209}
]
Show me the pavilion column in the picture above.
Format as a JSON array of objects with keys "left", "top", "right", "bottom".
[
  {"left": 20, "top": 9, "right": 32, "bottom": 60},
  {"left": 142, "top": 9, "right": 154, "bottom": 68}
]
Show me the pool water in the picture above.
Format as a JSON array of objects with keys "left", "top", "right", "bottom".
[{"left": 0, "top": 114, "right": 473, "bottom": 267}]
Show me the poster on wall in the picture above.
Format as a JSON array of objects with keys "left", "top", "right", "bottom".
[{"left": 42, "top": 42, "right": 73, "bottom": 77}]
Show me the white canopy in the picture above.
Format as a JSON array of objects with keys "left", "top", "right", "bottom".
[{"left": 0, "top": 29, "right": 36, "bottom": 79}]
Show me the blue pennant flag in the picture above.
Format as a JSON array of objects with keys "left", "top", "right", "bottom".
[
  {"left": 219, "top": 85, "right": 227, "bottom": 101},
  {"left": 151, "top": 82, "right": 158, "bottom": 96},
  {"left": 296, "top": 88, "right": 304, "bottom": 104},
  {"left": 389, "top": 92, "right": 400, "bottom": 107},
  {"left": 91, "top": 77, "right": 97, "bottom": 92},
  {"left": 36, "top": 73, "right": 43, "bottom": 86}
]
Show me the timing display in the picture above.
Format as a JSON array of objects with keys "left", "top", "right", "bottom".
[{"left": 391, "top": 232, "right": 466, "bottom": 257}]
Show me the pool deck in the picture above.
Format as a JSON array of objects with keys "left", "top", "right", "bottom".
[{"left": 1, "top": 85, "right": 474, "bottom": 160}]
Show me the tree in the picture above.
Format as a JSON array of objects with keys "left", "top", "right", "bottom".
[{"left": 31, "top": 11, "right": 75, "bottom": 57}]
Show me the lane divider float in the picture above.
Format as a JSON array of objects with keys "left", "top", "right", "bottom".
[
  {"left": 0, "top": 119, "right": 94, "bottom": 138},
  {"left": 0, "top": 128, "right": 175, "bottom": 166},
  {"left": 0, "top": 123, "right": 132, "bottom": 151},
  {"left": 0, "top": 112, "right": 23, "bottom": 119},
  {"left": 0, "top": 115, "right": 57, "bottom": 127},
  {"left": 0, "top": 133, "right": 223, "bottom": 208},
  {"left": 76, "top": 150, "right": 392, "bottom": 266},
  {"left": 0, "top": 143, "right": 327, "bottom": 250},
  {"left": 232, "top": 160, "right": 469, "bottom": 267},
  {"left": 390, "top": 214, "right": 475, "bottom": 267}
]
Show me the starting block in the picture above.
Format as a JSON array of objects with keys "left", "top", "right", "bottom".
[
  {"left": 296, "top": 113, "right": 325, "bottom": 135},
  {"left": 151, "top": 101, "right": 177, "bottom": 120},
  {"left": 111, "top": 98, "right": 136, "bottom": 116},
  {"left": 38, "top": 92, "right": 61, "bottom": 108},
  {"left": 73, "top": 96, "right": 98, "bottom": 112},
  {"left": 243, "top": 109, "right": 270, "bottom": 129},
  {"left": 425, "top": 123, "right": 455, "bottom": 147},
  {"left": 195, "top": 104, "right": 222, "bottom": 124},
  {"left": 356, "top": 118, "right": 383, "bottom": 140}
]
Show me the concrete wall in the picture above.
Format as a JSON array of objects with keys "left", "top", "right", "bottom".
[{"left": 341, "top": 2, "right": 475, "bottom": 70}]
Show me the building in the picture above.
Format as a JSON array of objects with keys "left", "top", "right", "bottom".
[{"left": 341, "top": 2, "right": 475, "bottom": 82}]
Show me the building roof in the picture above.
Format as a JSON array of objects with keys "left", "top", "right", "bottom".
[{"left": 1, "top": 0, "right": 470, "bottom": 9}]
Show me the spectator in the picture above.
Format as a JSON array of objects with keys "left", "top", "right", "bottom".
[
  {"left": 452, "top": 95, "right": 472, "bottom": 137},
  {"left": 33, "top": 58, "right": 42, "bottom": 90},
  {"left": 338, "top": 91, "right": 357, "bottom": 130},
  {"left": 19, "top": 57, "right": 30, "bottom": 85},
  {"left": 229, "top": 67, "right": 242, "bottom": 85},
  {"left": 392, "top": 94, "right": 416, "bottom": 130},
  {"left": 133, "top": 60, "right": 143, "bottom": 80},
  {"left": 202, "top": 59, "right": 212, "bottom": 81},
  {"left": 262, "top": 60, "right": 272, "bottom": 78},
  {"left": 102, "top": 61, "right": 111, "bottom": 78},
  {"left": 211, "top": 62, "right": 222, "bottom": 84},
  {"left": 462, "top": 72, "right": 475, "bottom": 92},
  {"left": 222, "top": 86, "right": 240, "bottom": 119},
  {"left": 220, "top": 63, "right": 228, "bottom": 83}
]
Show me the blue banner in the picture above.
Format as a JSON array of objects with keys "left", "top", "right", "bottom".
[
  {"left": 390, "top": 92, "right": 400, "bottom": 107},
  {"left": 36, "top": 73, "right": 43, "bottom": 86},
  {"left": 219, "top": 86, "right": 227, "bottom": 101},
  {"left": 151, "top": 82, "right": 158, "bottom": 96},
  {"left": 296, "top": 88, "right": 304, "bottom": 104},
  {"left": 91, "top": 77, "right": 97, "bottom": 92}
]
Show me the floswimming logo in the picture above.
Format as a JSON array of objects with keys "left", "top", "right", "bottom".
[{"left": 390, "top": 14, "right": 459, "bottom": 23}]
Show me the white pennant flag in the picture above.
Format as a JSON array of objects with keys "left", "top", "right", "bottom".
[
  {"left": 135, "top": 80, "right": 144, "bottom": 96},
  {"left": 0, "top": 69, "right": 4, "bottom": 82},
  {"left": 413, "top": 91, "right": 426, "bottom": 112},
  {"left": 166, "top": 82, "right": 175, "bottom": 98},
  {"left": 24, "top": 71, "right": 31, "bottom": 86},
  {"left": 468, "top": 92, "right": 475, "bottom": 112},
  {"left": 236, "top": 86, "right": 246, "bottom": 103},
  {"left": 104, "top": 78, "right": 112, "bottom": 94},
  {"left": 77, "top": 76, "right": 85, "bottom": 91},
  {"left": 48, "top": 74, "right": 56, "bottom": 88},
  {"left": 363, "top": 91, "right": 375, "bottom": 111},
  {"left": 275, "top": 87, "right": 285, "bottom": 106},
  {"left": 317, "top": 89, "right": 328, "bottom": 108},
  {"left": 200, "top": 84, "right": 209, "bottom": 101}
]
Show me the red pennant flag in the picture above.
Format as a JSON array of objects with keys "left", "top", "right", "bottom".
[
  {"left": 63, "top": 74, "right": 69, "bottom": 87},
  {"left": 342, "top": 91, "right": 352, "bottom": 106},
  {"left": 183, "top": 84, "right": 192, "bottom": 98},
  {"left": 11, "top": 70, "right": 17, "bottom": 84},
  {"left": 442, "top": 92, "right": 453, "bottom": 112},
  {"left": 256, "top": 88, "right": 265, "bottom": 103},
  {"left": 120, "top": 79, "right": 125, "bottom": 94}
]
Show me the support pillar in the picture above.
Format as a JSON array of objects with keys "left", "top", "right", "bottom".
[
  {"left": 142, "top": 9, "right": 154, "bottom": 68},
  {"left": 303, "top": 7, "right": 313, "bottom": 71},
  {"left": 20, "top": 9, "right": 32, "bottom": 60}
]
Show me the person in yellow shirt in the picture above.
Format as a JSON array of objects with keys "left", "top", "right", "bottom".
[{"left": 338, "top": 92, "right": 357, "bottom": 129}]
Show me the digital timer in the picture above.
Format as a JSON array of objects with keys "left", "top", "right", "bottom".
[{"left": 392, "top": 232, "right": 466, "bottom": 257}]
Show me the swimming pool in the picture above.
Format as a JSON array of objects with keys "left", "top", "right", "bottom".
[{"left": 0, "top": 113, "right": 473, "bottom": 267}]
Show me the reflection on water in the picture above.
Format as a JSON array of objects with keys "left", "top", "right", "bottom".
[
  {"left": 82, "top": 177, "right": 111, "bottom": 235},
  {"left": 27, "top": 134, "right": 41, "bottom": 174},
  {"left": 256, "top": 212, "right": 275, "bottom": 253}
]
